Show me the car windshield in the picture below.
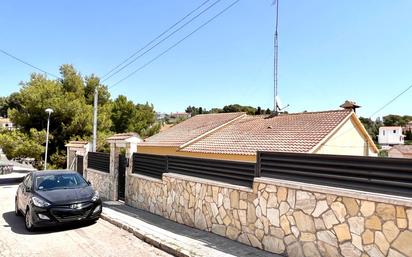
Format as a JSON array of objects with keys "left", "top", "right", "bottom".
[{"left": 35, "top": 173, "right": 88, "bottom": 191}]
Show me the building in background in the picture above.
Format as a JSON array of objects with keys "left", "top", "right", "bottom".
[
  {"left": 378, "top": 126, "right": 405, "bottom": 149},
  {"left": 388, "top": 145, "right": 412, "bottom": 158},
  {"left": 0, "top": 117, "right": 14, "bottom": 130},
  {"left": 138, "top": 108, "right": 379, "bottom": 162}
]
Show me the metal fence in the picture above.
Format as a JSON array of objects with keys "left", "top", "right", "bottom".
[
  {"left": 257, "top": 151, "right": 412, "bottom": 197},
  {"left": 87, "top": 152, "right": 110, "bottom": 173},
  {"left": 131, "top": 151, "right": 412, "bottom": 197},
  {"left": 168, "top": 156, "right": 256, "bottom": 187},
  {"left": 132, "top": 153, "right": 167, "bottom": 179},
  {"left": 132, "top": 153, "right": 255, "bottom": 187}
]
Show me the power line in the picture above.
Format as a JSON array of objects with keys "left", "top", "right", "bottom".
[
  {"left": 102, "top": 0, "right": 223, "bottom": 82},
  {"left": 369, "top": 84, "right": 412, "bottom": 118},
  {"left": 0, "top": 49, "right": 60, "bottom": 79},
  {"left": 317, "top": 84, "right": 412, "bottom": 146},
  {"left": 101, "top": 0, "right": 212, "bottom": 80},
  {"left": 109, "top": 0, "right": 242, "bottom": 89}
]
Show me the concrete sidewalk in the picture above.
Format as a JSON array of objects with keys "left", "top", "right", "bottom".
[{"left": 102, "top": 201, "right": 280, "bottom": 257}]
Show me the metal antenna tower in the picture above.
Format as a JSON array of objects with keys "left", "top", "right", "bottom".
[{"left": 273, "top": 0, "right": 279, "bottom": 115}]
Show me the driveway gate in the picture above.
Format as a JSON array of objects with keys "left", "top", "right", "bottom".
[
  {"left": 76, "top": 155, "right": 84, "bottom": 176},
  {"left": 118, "top": 154, "right": 126, "bottom": 201}
]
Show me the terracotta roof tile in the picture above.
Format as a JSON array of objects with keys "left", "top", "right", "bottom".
[
  {"left": 389, "top": 145, "right": 412, "bottom": 155},
  {"left": 139, "top": 112, "right": 245, "bottom": 147},
  {"left": 180, "top": 110, "right": 352, "bottom": 155},
  {"left": 65, "top": 141, "right": 89, "bottom": 147},
  {"left": 107, "top": 133, "right": 141, "bottom": 141}
]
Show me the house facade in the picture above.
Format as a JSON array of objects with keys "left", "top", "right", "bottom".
[
  {"left": 137, "top": 109, "right": 378, "bottom": 162},
  {"left": 378, "top": 126, "right": 405, "bottom": 148},
  {"left": 0, "top": 117, "right": 14, "bottom": 130}
]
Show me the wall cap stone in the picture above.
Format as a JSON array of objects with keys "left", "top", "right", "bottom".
[
  {"left": 254, "top": 177, "right": 412, "bottom": 208},
  {"left": 164, "top": 173, "right": 253, "bottom": 192},
  {"left": 86, "top": 168, "right": 112, "bottom": 177},
  {"left": 130, "top": 173, "right": 163, "bottom": 183}
]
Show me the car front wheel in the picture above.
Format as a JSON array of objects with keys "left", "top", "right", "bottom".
[
  {"left": 14, "top": 197, "right": 21, "bottom": 216},
  {"left": 25, "top": 208, "right": 34, "bottom": 231}
]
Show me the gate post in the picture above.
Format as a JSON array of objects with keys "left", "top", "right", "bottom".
[
  {"left": 125, "top": 141, "right": 137, "bottom": 202},
  {"left": 109, "top": 142, "right": 120, "bottom": 201},
  {"left": 65, "top": 141, "right": 91, "bottom": 176},
  {"left": 107, "top": 133, "right": 142, "bottom": 201}
]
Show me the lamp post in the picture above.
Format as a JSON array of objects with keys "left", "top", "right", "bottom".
[{"left": 44, "top": 108, "right": 53, "bottom": 170}]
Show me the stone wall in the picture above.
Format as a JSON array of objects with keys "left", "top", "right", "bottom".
[
  {"left": 86, "top": 168, "right": 113, "bottom": 200},
  {"left": 126, "top": 173, "right": 412, "bottom": 257}
]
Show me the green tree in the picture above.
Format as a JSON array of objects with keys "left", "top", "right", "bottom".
[
  {"left": 111, "top": 95, "right": 160, "bottom": 137},
  {"left": 0, "top": 97, "right": 7, "bottom": 117},
  {"left": 209, "top": 108, "right": 223, "bottom": 113},
  {"left": 4, "top": 64, "right": 163, "bottom": 168},
  {"left": 7, "top": 65, "right": 113, "bottom": 168},
  {"left": 0, "top": 128, "right": 47, "bottom": 168},
  {"left": 359, "top": 117, "right": 382, "bottom": 142},
  {"left": 111, "top": 95, "right": 136, "bottom": 133},
  {"left": 59, "top": 64, "right": 84, "bottom": 97},
  {"left": 185, "top": 106, "right": 207, "bottom": 116},
  {"left": 222, "top": 104, "right": 256, "bottom": 115},
  {"left": 130, "top": 102, "right": 159, "bottom": 137},
  {"left": 383, "top": 114, "right": 412, "bottom": 126},
  {"left": 84, "top": 75, "right": 111, "bottom": 106},
  {"left": 0, "top": 93, "right": 22, "bottom": 118}
]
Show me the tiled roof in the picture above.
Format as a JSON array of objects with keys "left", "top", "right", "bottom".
[
  {"left": 140, "top": 112, "right": 246, "bottom": 147},
  {"left": 390, "top": 145, "right": 412, "bottom": 155},
  {"left": 65, "top": 141, "right": 90, "bottom": 147},
  {"left": 107, "top": 133, "right": 141, "bottom": 141},
  {"left": 180, "top": 110, "right": 352, "bottom": 155}
]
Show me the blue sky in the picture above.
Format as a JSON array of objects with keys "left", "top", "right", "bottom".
[{"left": 1, "top": 1, "right": 411, "bottom": 118}]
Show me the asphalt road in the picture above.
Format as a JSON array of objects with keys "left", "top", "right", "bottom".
[{"left": 0, "top": 184, "right": 172, "bottom": 257}]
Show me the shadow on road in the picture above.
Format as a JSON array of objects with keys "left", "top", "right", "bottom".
[{"left": 2, "top": 211, "right": 96, "bottom": 235}]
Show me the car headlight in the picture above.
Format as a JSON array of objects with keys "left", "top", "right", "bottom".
[
  {"left": 91, "top": 191, "right": 100, "bottom": 202},
  {"left": 32, "top": 197, "right": 51, "bottom": 208}
]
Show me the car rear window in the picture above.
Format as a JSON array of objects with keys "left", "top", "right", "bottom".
[{"left": 35, "top": 173, "right": 88, "bottom": 190}]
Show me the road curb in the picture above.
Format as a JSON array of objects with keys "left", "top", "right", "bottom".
[{"left": 101, "top": 212, "right": 190, "bottom": 257}]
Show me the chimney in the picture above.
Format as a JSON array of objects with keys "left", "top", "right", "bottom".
[{"left": 340, "top": 100, "right": 361, "bottom": 113}]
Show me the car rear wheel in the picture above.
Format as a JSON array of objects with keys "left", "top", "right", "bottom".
[
  {"left": 14, "top": 197, "right": 21, "bottom": 216},
  {"left": 25, "top": 208, "right": 35, "bottom": 231}
]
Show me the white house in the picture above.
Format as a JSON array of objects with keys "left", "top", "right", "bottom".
[
  {"left": 0, "top": 117, "right": 14, "bottom": 130},
  {"left": 378, "top": 126, "right": 405, "bottom": 148}
]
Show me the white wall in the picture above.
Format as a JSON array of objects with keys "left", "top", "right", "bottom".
[
  {"left": 314, "top": 117, "right": 377, "bottom": 156},
  {"left": 378, "top": 127, "right": 404, "bottom": 145}
]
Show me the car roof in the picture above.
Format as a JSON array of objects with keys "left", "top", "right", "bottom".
[{"left": 32, "top": 170, "right": 78, "bottom": 176}]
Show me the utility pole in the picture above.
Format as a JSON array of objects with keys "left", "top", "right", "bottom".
[
  {"left": 273, "top": 0, "right": 279, "bottom": 116},
  {"left": 92, "top": 87, "right": 98, "bottom": 152},
  {"left": 44, "top": 108, "right": 53, "bottom": 170}
]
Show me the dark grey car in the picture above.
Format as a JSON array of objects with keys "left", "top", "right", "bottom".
[{"left": 15, "top": 170, "right": 102, "bottom": 231}]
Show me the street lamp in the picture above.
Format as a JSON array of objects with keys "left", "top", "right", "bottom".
[{"left": 44, "top": 108, "right": 53, "bottom": 170}]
